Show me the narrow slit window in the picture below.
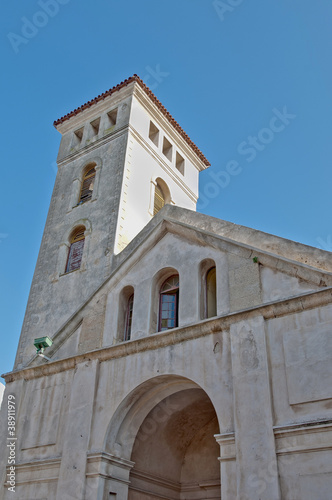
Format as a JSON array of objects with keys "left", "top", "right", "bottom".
[
  {"left": 176, "top": 152, "right": 185, "bottom": 175},
  {"left": 153, "top": 183, "right": 165, "bottom": 215},
  {"left": 107, "top": 109, "right": 118, "bottom": 127},
  {"left": 124, "top": 294, "right": 134, "bottom": 341},
  {"left": 79, "top": 167, "right": 96, "bottom": 204},
  {"left": 162, "top": 137, "right": 173, "bottom": 161},
  {"left": 90, "top": 117, "right": 100, "bottom": 136},
  {"left": 65, "top": 227, "right": 85, "bottom": 273},
  {"left": 159, "top": 275, "right": 179, "bottom": 331},
  {"left": 74, "top": 127, "right": 84, "bottom": 145},
  {"left": 149, "top": 121, "right": 159, "bottom": 146}
]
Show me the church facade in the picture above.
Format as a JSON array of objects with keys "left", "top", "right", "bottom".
[{"left": 1, "top": 75, "right": 332, "bottom": 500}]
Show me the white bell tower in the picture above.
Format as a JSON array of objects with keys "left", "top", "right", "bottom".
[{"left": 14, "top": 75, "right": 210, "bottom": 369}]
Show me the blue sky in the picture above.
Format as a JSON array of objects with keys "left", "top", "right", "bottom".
[{"left": 1, "top": 0, "right": 331, "bottom": 377}]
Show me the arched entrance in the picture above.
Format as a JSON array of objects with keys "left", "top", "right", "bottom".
[
  {"left": 129, "top": 388, "right": 220, "bottom": 499},
  {"left": 104, "top": 376, "right": 221, "bottom": 500}
]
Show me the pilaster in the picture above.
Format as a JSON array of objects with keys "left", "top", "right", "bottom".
[
  {"left": 56, "top": 359, "right": 98, "bottom": 500},
  {"left": 230, "top": 316, "right": 280, "bottom": 500}
]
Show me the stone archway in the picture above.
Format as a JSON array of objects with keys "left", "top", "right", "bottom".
[
  {"left": 103, "top": 375, "right": 221, "bottom": 500},
  {"left": 129, "top": 388, "right": 220, "bottom": 499}
]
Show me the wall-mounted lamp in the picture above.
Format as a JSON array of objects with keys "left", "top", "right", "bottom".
[{"left": 34, "top": 336, "right": 53, "bottom": 362}]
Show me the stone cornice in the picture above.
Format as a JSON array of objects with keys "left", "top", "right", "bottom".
[
  {"left": 3, "top": 287, "right": 332, "bottom": 384},
  {"left": 54, "top": 83, "right": 134, "bottom": 134},
  {"left": 54, "top": 75, "right": 210, "bottom": 166},
  {"left": 215, "top": 432, "right": 236, "bottom": 462},
  {"left": 274, "top": 419, "right": 332, "bottom": 438},
  {"left": 56, "top": 124, "right": 129, "bottom": 166},
  {"left": 130, "top": 468, "right": 181, "bottom": 492},
  {"left": 87, "top": 451, "right": 133, "bottom": 465},
  {"left": 164, "top": 219, "right": 332, "bottom": 286},
  {"left": 274, "top": 420, "right": 332, "bottom": 456}
]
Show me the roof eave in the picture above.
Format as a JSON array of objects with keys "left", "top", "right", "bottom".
[{"left": 53, "top": 75, "right": 210, "bottom": 167}]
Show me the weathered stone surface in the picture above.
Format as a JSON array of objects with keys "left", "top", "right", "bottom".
[{"left": 2, "top": 78, "right": 332, "bottom": 500}]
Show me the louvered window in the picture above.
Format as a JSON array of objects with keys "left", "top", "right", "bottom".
[
  {"left": 65, "top": 227, "right": 85, "bottom": 273},
  {"left": 159, "top": 275, "right": 179, "bottom": 331},
  {"left": 79, "top": 167, "right": 96, "bottom": 204},
  {"left": 124, "top": 294, "right": 134, "bottom": 341},
  {"left": 153, "top": 184, "right": 165, "bottom": 215}
]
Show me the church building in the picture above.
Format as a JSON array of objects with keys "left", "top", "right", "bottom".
[{"left": 1, "top": 75, "right": 332, "bottom": 500}]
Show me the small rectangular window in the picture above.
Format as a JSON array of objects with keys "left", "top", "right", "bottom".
[
  {"left": 149, "top": 121, "right": 159, "bottom": 146},
  {"left": 162, "top": 137, "right": 173, "bottom": 161},
  {"left": 176, "top": 152, "right": 185, "bottom": 175},
  {"left": 107, "top": 109, "right": 118, "bottom": 127},
  {"left": 90, "top": 117, "right": 100, "bottom": 136}
]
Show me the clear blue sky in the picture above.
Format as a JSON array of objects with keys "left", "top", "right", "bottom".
[{"left": 1, "top": 0, "right": 331, "bottom": 377}]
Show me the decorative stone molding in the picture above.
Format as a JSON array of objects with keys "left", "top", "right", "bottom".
[
  {"left": 215, "top": 432, "right": 236, "bottom": 462},
  {"left": 5, "top": 457, "right": 61, "bottom": 487},
  {"left": 86, "top": 451, "right": 134, "bottom": 484},
  {"left": 3, "top": 287, "right": 332, "bottom": 383},
  {"left": 129, "top": 468, "right": 180, "bottom": 494},
  {"left": 274, "top": 420, "right": 332, "bottom": 456}
]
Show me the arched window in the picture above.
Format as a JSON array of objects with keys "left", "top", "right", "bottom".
[
  {"left": 118, "top": 286, "right": 135, "bottom": 342},
  {"left": 206, "top": 267, "right": 217, "bottom": 318},
  {"left": 159, "top": 275, "right": 179, "bottom": 331},
  {"left": 124, "top": 294, "right": 134, "bottom": 341},
  {"left": 79, "top": 166, "right": 96, "bottom": 204},
  {"left": 153, "top": 182, "right": 165, "bottom": 215},
  {"left": 152, "top": 178, "right": 171, "bottom": 217},
  {"left": 65, "top": 226, "right": 85, "bottom": 273}
]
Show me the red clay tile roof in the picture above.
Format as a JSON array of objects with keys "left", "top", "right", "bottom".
[{"left": 53, "top": 74, "right": 210, "bottom": 166}]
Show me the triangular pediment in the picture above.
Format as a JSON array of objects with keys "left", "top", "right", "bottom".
[{"left": 28, "top": 206, "right": 332, "bottom": 368}]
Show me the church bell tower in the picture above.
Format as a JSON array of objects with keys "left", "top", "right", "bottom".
[{"left": 14, "top": 75, "right": 209, "bottom": 370}]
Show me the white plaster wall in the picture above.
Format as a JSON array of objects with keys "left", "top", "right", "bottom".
[
  {"left": 3, "top": 301, "right": 332, "bottom": 499},
  {"left": 114, "top": 135, "right": 197, "bottom": 253},
  {"left": 267, "top": 303, "right": 332, "bottom": 426},
  {"left": 90, "top": 331, "right": 234, "bottom": 453},
  {"left": 113, "top": 94, "right": 202, "bottom": 253},
  {"left": 261, "top": 266, "right": 320, "bottom": 302},
  {"left": 278, "top": 449, "right": 332, "bottom": 500},
  {"left": 129, "top": 94, "right": 199, "bottom": 195},
  {"left": 103, "top": 232, "right": 229, "bottom": 345},
  {"left": 1, "top": 329, "right": 233, "bottom": 500}
]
